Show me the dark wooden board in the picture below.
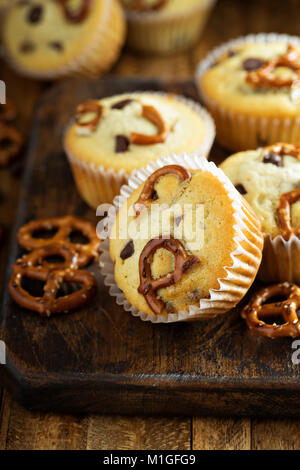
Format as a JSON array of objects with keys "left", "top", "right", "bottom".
[{"left": 1, "top": 77, "right": 300, "bottom": 417}]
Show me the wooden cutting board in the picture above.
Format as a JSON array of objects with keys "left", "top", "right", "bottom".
[{"left": 1, "top": 77, "right": 300, "bottom": 417}]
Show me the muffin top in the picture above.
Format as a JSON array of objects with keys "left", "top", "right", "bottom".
[
  {"left": 109, "top": 164, "right": 244, "bottom": 317},
  {"left": 200, "top": 41, "right": 300, "bottom": 117},
  {"left": 220, "top": 143, "right": 300, "bottom": 238},
  {"left": 64, "top": 92, "right": 212, "bottom": 173},
  {"left": 122, "top": 0, "right": 204, "bottom": 16},
  {"left": 3, "top": 0, "right": 108, "bottom": 75}
]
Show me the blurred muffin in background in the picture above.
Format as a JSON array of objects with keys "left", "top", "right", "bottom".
[
  {"left": 121, "top": 0, "right": 216, "bottom": 55},
  {"left": 2, "top": 0, "right": 126, "bottom": 80}
]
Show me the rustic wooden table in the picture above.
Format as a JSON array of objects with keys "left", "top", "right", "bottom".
[{"left": 1, "top": 0, "right": 300, "bottom": 450}]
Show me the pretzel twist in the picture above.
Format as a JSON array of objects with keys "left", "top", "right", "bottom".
[
  {"left": 76, "top": 100, "right": 102, "bottom": 133},
  {"left": 242, "top": 283, "right": 300, "bottom": 338},
  {"left": 264, "top": 143, "right": 300, "bottom": 160},
  {"left": 55, "top": 0, "right": 92, "bottom": 23},
  {"left": 138, "top": 236, "right": 200, "bottom": 315},
  {"left": 277, "top": 188, "right": 300, "bottom": 240},
  {"left": 9, "top": 245, "right": 97, "bottom": 317},
  {"left": 131, "top": 105, "right": 169, "bottom": 146},
  {"left": 0, "top": 124, "right": 23, "bottom": 168},
  {"left": 246, "top": 45, "right": 300, "bottom": 88},
  {"left": 134, "top": 165, "right": 191, "bottom": 216},
  {"left": 18, "top": 216, "right": 100, "bottom": 267}
]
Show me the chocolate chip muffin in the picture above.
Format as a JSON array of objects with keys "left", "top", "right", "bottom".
[
  {"left": 196, "top": 33, "right": 300, "bottom": 151},
  {"left": 122, "top": 0, "right": 216, "bottom": 55},
  {"left": 64, "top": 92, "right": 215, "bottom": 208},
  {"left": 220, "top": 143, "right": 300, "bottom": 282},
  {"left": 2, "top": 0, "right": 126, "bottom": 79},
  {"left": 107, "top": 155, "right": 263, "bottom": 322}
]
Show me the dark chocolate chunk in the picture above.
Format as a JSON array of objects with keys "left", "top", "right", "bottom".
[
  {"left": 115, "top": 135, "right": 130, "bottom": 153},
  {"left": 112, "top": 99, "right": 134, "bottom": 110},
  {"left": 243, "top": 58, "right": 265, "bottom": 71},
  {"left": 235, "top": 184, "right": 247, "bottom": 195},
  {"left": 151, "top": 189, "right": 158, "bottom": 200},
  {"left": 48, "top": 41, "right": 64, "bottom": 52},
  {"left": 0, "top": 138, "right": 13, "bottom": 150},
  {"left": 263, "top": 151, "right": 283, "bottom": 167},
  {"left": 19, "top": 41, "right": 35, "bottom": 53},
  {"left": 120, "top": 240, "right": 134, "bottom": 260},
  {"left": 27, "top": 5, "right": 43, "bottom": 24}
]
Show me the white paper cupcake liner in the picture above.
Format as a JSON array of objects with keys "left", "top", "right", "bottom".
[
  {"left": 99, "top": 152, "right": 263, "bottom": 323},
  {"left": 2, "top": 0, "right": 126, "bottom": 80},
  {"left": 124, "top": 0, "right": 216, "bottom": 55},
  {"left": 195, "top": 33, "right": 300, "bottom": 151},
  {"left": 259, "top": 234, "right": 300, "bottom": 283},
  {"left": 64, "top": 91, "right": 216, "bottom": 208}
]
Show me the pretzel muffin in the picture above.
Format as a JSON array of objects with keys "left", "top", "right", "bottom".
[
  {"left": 103, "top": 154, "right": 263, "bottom": 323},
  {"left": 220, "top": 143, "right": 300, "bottom": 282},
  {"left": 64, "top": 92, "right": 215, "bottom": 208},
  {"left": 196, "top": 33, "right": 300, "bottom": 151},
  {"left": 121, "top": 0, "right": 216, "bottom": 55},
  {"left": 2, "top": 0, "right": 126, "bottom": 79}
]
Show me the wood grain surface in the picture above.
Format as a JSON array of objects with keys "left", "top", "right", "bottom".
[{"left": 1, "top": 0, "right": 300, "bottom": 450}]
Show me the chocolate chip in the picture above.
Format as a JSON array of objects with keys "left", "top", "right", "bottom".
[
  {"left": 115, "top": 135, "right": 130, "bottom": 153},
  {"left": 165, "top": 302, "right": 176, "bottom": 313},
  {"left": 0, "top": 138, "right": 13, "bottom": 150},
  {"left": 19, "top": 41, "right": 35, "bottom": 53},
  {"left": 27, "top": 5, "right": 43, "bottom": 24},
  {"left": 243, "top": 58, "right": 265, "bottom": 71},
  {"left": 151, "top": 189, "right": 158, "bottom": 200},
  {"left": 235, "top": 184, "right": 247, "bottom": 195},
  {"left": 48, "top": 41, "right": 64, "bottom": 52},
  {"left": 120, "top": 240, "right": 134, "bottom": 260},
  {"left": 263, "top": 151, "right": 283, "bottom": 167},
  {"left": 111, "top": 99, "right": 134, "bottom": 110}
]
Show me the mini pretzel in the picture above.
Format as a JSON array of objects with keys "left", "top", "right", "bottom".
[
  {"left": 131, "top": 105, "right": 169, "bottom": 145},
  {"left": 15, "top": 243, "right": 80, "bottom": 271},
  {"left": 0, "top": 100, "right": 17, "bottom": 123},
  {"left": 76, "top": 100, "right": 102, "bottom": 133},
  {"left": 263, "top": 142, "right": 300, "bottom": 160},
  {"left": 246, "top": 45, "right": 300, "bottom": 88},
  {"left": 18, "top": 216, "right": 100, "bottom": 267},
  {"left": 277, "top": 188, "right": 300, "bottom": 240},
  {"left": 134, "top": 165, "right": 191, "bottom": 216},
  {"left": 128, "top": 0, "right": 168, "bottom": 11},
  {"left": 56, "top": 0, "right": 91, "bottom": 23},
  {"left": 9, "top": 260, "right": 97, "bottom": 317},
  {"left": 138, "top": 236, "right": 200, "bottom": 315},
  {"left": 0, "top": 124, "right": 23, "bottom": 167},
  {"left": 241, "top": 283, "right": 300, "bottom": 338}
]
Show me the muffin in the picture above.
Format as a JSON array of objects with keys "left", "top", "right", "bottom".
[
  {"left": 2, "top": 0, "right": 126, "bottom": 79},
  {"left": 196, "top": 33, "right": 300, "bottom": 152},
  {"left": 64, "top": 92, "right": 215, "bottom": 208},
  {"left": 220, "top": 143, "right": 300, "bottom": 282},
  {"left": 100, "top": 153, "right": 263, "bottom": 323},
  {"left": 122, "top": 0, "right": 216, "bottom": 55}
]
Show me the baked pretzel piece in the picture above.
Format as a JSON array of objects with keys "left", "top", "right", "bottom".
[
  {"left": 18, "top": 216, "right": 100, "bottom": 267},
  {"left": 277, "top": 187, "right": 300, "bottom": 241},
  {"left": 134, "top": 165, "right": 191, "bottom": 216},
  {"left": 131, "top": 105, "right": 169, "bottom": 145},
  {"left": 246, "top": 44, "right": 300, "bottom": 88},
  {"left": 15, "top": 242, "right": 80, "bottom": 271},
  {"left": 242, "top": 283, "right": 300, "bottom": 338},
  {"left": 9, "top": 260, "right": 97, "bottom": 317},
  {"left": 76, "top": 100, "right": 102, "bottom": 133},
  {"left": 55, "top": 0, "right": 92, "bottom": 23},
  {"left": 0, "top": 99, "right": 17, "bottom": 123},
  {"left": 0, "top": 124, "right": 23, "bottom": 168},
  {"left": 138, "top": 236, "right": 200, "bottom": 315}
]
